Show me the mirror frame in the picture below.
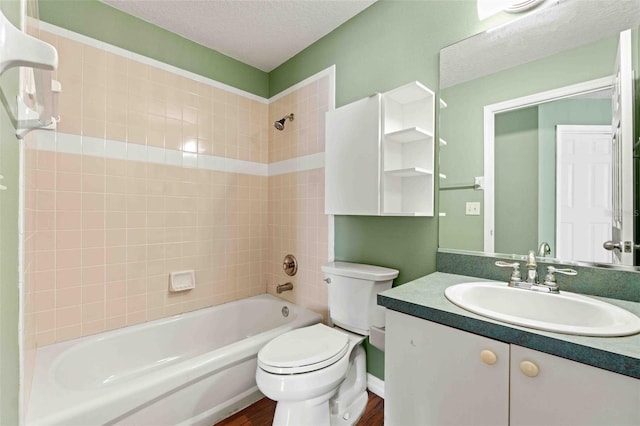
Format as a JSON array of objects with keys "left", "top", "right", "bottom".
[{"left": 438, "top": 247, "right": 640, "bottom": 272}]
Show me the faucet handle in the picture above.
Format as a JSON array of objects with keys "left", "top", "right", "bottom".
[
  {"left": 495, "top": 261, "right": 519, "bottom": 268},
  {"left": 543, "top": 266, "right": 577, "bottom": 288},
  {"left": 495, "top": 261, "right": 521, "bottom": 284}
]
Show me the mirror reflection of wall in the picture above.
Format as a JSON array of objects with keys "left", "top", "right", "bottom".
[
  {"left": 438, "top": 0, "right": 640, "bottom": 268},
  {"left": 439, "top": 34, "right": 618, "bottom": 252},
  {"left": 493, "top": 91, "right": 612, "bottom": 259}
]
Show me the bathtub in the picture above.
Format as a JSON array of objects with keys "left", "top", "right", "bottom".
[{"left": 27, "top": 294, "right": 321, "bottom": 425}]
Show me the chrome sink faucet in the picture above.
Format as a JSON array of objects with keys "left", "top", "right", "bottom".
[
  {"left": 495, "top": 250, "right": 577, "bottom": 294},
  {"left": 524, "top": 250, "right": 538, "bottom": 284}
]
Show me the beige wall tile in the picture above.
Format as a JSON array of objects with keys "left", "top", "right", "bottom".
[{"left": 26, "top": 31, "right": 326, "bottom": 349}]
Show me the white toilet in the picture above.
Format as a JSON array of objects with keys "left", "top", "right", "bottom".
[{"left": 256, "top": 261, "right": 399, "bottom": 426}]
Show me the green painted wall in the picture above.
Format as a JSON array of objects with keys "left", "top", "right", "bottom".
[
  {"left": 439, "top": 34, "right": 618, "bottom": 252},
  {"left": 37, "top": 0, "right": 269, "bottom": 98},
  {"left": 1, "top": 0, "right": 22, "bottom": 423},
  {"left": 270, "top": 1, "right": 490, "bottom": 103},
  {"left": 439, "top": 188, "right": 484, "bottom": 251},
  {"left": 537, "top": 98, "right": 612, "bottom": 256},
  {"left": 494, "top": 106, "right": 539, "bottom": 254}
]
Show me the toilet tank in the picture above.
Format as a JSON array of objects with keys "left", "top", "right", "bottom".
[{"left": 321, "top": 262, "right": 399, "bottom": 335}]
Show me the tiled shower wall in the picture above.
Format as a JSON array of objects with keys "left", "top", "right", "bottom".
[
  {"left": 26, "top": 150, "right": 268, "bottom": 346},
  {"left": 266, "top": 80, "right": 330, "bottom": 319},
  {"left": 23, "top": 23, "right": 331, "bottom": 359}
]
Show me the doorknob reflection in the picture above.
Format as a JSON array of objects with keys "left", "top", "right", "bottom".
[{"left": 603, "top": 241, "right": 622, "bottom": 251}]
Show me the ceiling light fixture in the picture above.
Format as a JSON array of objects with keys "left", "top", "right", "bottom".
[{"left": 504, "top": 0, "right": 547, "bottom": 13}]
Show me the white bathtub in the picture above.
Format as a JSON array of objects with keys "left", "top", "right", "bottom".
[{"left": 27, "top": 294, "right": 321, "bottom": 425}]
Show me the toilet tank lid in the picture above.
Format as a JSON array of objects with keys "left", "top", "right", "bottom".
[{"left": 321, "top": 262, "right": 399, "bottom": 281}]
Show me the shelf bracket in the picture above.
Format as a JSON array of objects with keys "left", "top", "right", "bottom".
[{"left": 14, "top": 87, "right": 60, "bottom": 140}]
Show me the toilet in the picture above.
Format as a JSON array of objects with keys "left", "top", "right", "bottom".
[{"left": 256, "top": 261, "right": 399, "bottom": 426}]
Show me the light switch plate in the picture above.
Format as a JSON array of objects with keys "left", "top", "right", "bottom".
[{"left": 465, "top": 202, "right": 481, "bottom": 216}]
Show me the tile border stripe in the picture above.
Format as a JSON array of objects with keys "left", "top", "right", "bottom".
[
  {"left": 34, "top": 131, "right": 271, "bottom": 176},
  {"left": 32, "top": 20, "right": 337, "bottom": 176}
]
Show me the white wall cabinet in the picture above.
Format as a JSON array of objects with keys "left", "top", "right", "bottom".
[
  {"left": 385, "top": 310, "right": 640, "bottom": 426},
  {"left": 325, "top": 82, "right": 435, "bottom": 216}
]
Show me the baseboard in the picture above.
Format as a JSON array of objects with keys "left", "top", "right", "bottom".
[{"left": 366, "top": 373, "right": 384, "bottom": 399}]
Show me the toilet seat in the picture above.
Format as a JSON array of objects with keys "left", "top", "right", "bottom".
[{"left": 258, "top": 324, "right": 349, "bottom": 374}]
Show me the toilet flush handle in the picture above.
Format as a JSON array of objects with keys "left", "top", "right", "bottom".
[{"left": 324, "top": 278, "right": 331, "bottom": 284}]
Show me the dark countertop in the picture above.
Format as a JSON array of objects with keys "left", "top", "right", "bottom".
[{"left": 378, "top": 272, "right": 640, "bottom": 379}]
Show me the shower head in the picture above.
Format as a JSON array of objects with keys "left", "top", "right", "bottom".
[{"left": 274, "top": 113, "right": 294, "bottom": 131}]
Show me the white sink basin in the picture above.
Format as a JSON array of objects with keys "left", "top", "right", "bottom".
[{"left": 445, "top": 282, "right": 640, "bottom": 337}]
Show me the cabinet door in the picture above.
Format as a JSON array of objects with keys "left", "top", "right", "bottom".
[
  {"left": 510, "top": 345, "right": 640, "bottom": 426},
  {"left": 325, "top": 94, "right": 381, "bottom": 215},
  {"left": 385, "top": 310, "right": 509, "bottom": 426}
]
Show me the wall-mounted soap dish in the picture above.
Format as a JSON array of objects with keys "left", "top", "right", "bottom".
[{"left": 169, "top": 270, "right": 195, "bottom": 292}]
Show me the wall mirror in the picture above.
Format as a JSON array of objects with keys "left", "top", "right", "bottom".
[{"left": 438, "top": 0, "right": 640, "bottom": 268}]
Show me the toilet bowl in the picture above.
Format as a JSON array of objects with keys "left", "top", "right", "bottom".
[
  {"left": 256, "top": 324, "right": 367, "bottom": 425},
  {"left": 256, "top": 262, "right": 399, "bottom": 426}
]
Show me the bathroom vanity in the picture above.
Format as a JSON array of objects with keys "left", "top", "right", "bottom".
[{"left": 379, "top": 273, "right": 640, "bottom": 426}]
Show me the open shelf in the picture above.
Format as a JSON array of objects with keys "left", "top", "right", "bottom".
[
  {"left": 382, "top": 81, "right": 435, "bottom": 216},
  {"left": 385, "top": 167, "right": 433, "bottom": 177},
  {"left": 385, "top": 81, "right": 434, "bottom": 104},
  {"left": 381, "top": 211, "right": 434, "bottom": 217},
  {"left": 383, "top": 172, "right": 433, "bottom": 216},
  {"left": 385, "top": 127, "right": 433, "bottom": 143}
]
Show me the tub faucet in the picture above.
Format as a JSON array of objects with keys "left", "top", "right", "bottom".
[{"left": 276, "top": 282, "right": 294, "bottom": 294}]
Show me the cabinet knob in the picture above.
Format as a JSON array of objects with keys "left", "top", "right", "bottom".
[
  {"left": 480, "top": 349, "right": 497, "bottom": 365},
  {"left": 520, "top": 360, "right": 539, "bottom": 378}
]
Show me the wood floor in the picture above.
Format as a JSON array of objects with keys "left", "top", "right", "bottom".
[{"left": 216, "top": 391, "right": 384, "bottom": 426}]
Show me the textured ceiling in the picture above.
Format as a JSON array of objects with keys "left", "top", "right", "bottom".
[
  {"left": 440, "top": 0, "right": 640, "bottom": 88},
  {"left": 102, "top": 0, "right": 377, "bottom": 72}
]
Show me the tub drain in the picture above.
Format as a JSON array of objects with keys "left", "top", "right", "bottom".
[{"left": 281, "top": 306, "right": 289, "bottom": 317}]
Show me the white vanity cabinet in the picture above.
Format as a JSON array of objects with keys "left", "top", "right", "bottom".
[
  {"left": 325, "top": 81, "right": 435, "bottom": 216},
  {"left": 385, "top": 310, "right": 640, "bottom": 426},
  {"left": 385, "top": 310, "right": 510, "bottom": 425},
  {"left": 510, "top": 345, "right": 640, "bottom": 426}
]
